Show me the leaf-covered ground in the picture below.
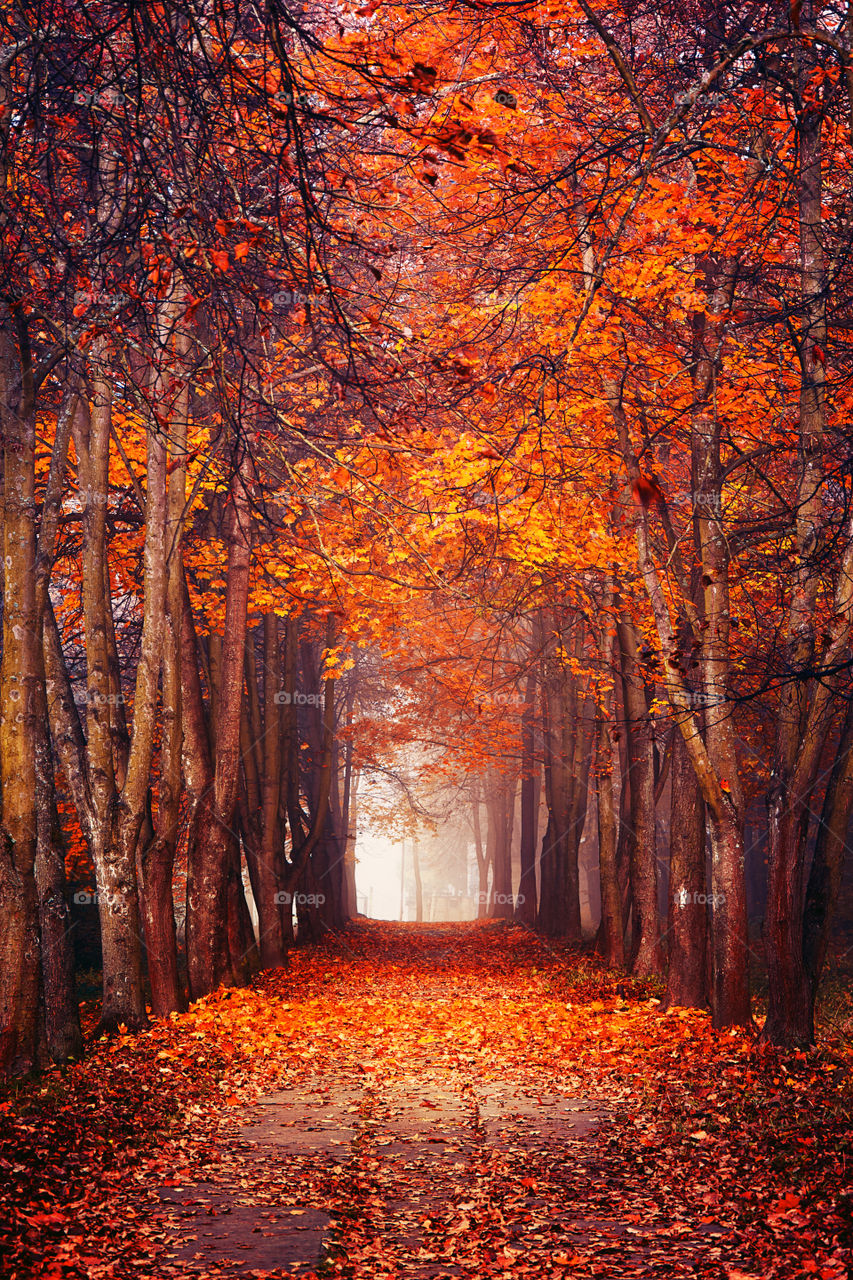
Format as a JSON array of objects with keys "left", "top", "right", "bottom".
[{"left": 2, "top": 921, "right": 851, "bottom": 1279}]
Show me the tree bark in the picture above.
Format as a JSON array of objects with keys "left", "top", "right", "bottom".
[
  {"left": 537, "top": 614, "right": 584, "bottom": 939},
  {"left": 340, "top": 685, "right": 359, "bottom": 919},
  {"left": 472, "top": 789, "right": 489, "bottom": 917},
  {"left": 664, "top": 727, "right": 709, "bottom": 1008},
  {"left": 803, "top": 697, "right": 853, "bottom": 1002},
  {"left": 261, "top": 613, "right": 288, "bottom": 959},
  {"left": 594, "top": 594, "right": 624, "bottom": 967},
  {"left": 763, "top": 46, "right": 838, "bottom": 1048},
  {"left": 604, "top": 279, "right": 749, "bottom": 1022},
  {"left": 299, "top": 631, "right": 345, "bottom": 929},
  {"left": 0, "top": 303, "right": 41, "bottom": 1074},
  {"left": 487, "top": 770, "right": 515, "bottom": 920},
  {"left": 281, "top": 616, "right": 337, "bottom": 926},
  {"left": 239, "top": 618, "right": 286, "bottom": 968},
  {"left": 70, "top": 361, "right": 147, "bottom": 1033},
  {"left": 618, "top": 616, "right": 662, "bottom": 974},
  {"left": 517, "top": 670, "right": 539, "bottom": 925},
  {"left": 138, "top": 303, "right": 189, "bottom": 1016},
  {"left": 186, "top": 436, "right": 254, "bottom": 995},
  {"left": 34, "top": 385, "right": 83, "bottom": 1061},
  {"left": 181, "top": 570, "right": 228, "bottom": 998},
  {"left": 412, "top": 837, "right": 423, "bottom": 922}
]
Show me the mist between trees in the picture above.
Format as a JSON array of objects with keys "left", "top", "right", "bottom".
[{"left": 2, "top": 0, "right": 853, "bottom": 1074}]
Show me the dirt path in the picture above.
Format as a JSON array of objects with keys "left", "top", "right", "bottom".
[{"left": 147, "top": 923, "right": 756, "bottom": 1279}]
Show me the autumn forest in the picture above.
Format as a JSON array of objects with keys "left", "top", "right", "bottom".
[{"left": 1, "top": 0, "right": 853, "bottom": 1275}]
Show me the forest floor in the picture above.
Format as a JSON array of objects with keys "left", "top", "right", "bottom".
[{"left": 2, "top": 921, "right": 852, "bottom": 1280}]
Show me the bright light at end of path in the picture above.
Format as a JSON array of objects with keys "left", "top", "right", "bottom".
[{"left": 356, "top": 835, "right": 405, "bottom": 919}]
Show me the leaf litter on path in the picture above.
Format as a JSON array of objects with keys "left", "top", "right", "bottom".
[{"left": 1, "top": 921, "right": 851, "bottom": 1279}]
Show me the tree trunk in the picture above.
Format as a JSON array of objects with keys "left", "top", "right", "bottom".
[
  {"left": 139, "top": 826, "right": 185, "bottom": 1016},
  {"left": 139, "top": 584, "right": 185, "bottom": 1018},
  {"left": 347, "top": 773, "right": 360, "bottom": 915},
  {"left": 472, "top": 791, "right": 489, "bottom": 918},
  {"left": 803, "top": 698, "right": 853, "bottom": 1002},
  {"left": 279, "top": 617, "right": 300, "bottom": 945},
  {"left": 324, "top": 723, "right": 349, "bottom": 931},
  {"left": 296, "top": 626, "right": 347, "bottom": 931},
  {"left": 33, "top": 385, "right": 83, "bottom": 1060},
  {"left": 0, "top": 303, "right": 41, "bottom": 1074},
  {"left": 181, "top": 572, "right": 229, "bottom": 998},
  {"left": 517, "top": 671, "right": 539, "bottom": 925},
  {"left": 70, "top": 364, "right": 147, "bottom": 1033},
  {"left": 664, "top": 727, "right": 708, "bottom": 1008},
  {"left": 604, "top": 264, "right": 749, "bottom": 1022},
  {"left": 340, "top": 688, "right": 358, "bottom": 919},
  {"left": 618, "top": 616, "right": 662, "bottom": 974},
  {"left": 569, "top": 677, "right": 595, "bottom": 932},
  {"left": 281, "top": 617, "right": 337, "bottom": 923},
  {"left": 34, "top": 677, "right": 83, "bottom": 1062},
  {"left": 261, "top": 613, "right": 288, "bottom": 961},
  {"left": 226, "top": 834, "right": 258, "bottom": 983},
  {"left": 537, "top": 615, "right": 583, "bottom": 939},
  {"left": 764, "top": 805, "right": 814, "bottom": 1046},
  {"left": 186, "top": 437, "right": 254, "bottom": 996},
  {"left": 615, "top": 731, "right": 633, "bottom": 942},
  {"left": 239, "top": 619, "right": 285, "bottom": 968},
  {"left": 763, "top": 47, "right": 834, "bottom": 1049},
  {"left": 595, "top": 686, "right": 624, "bottom": 968},
  {"left": 488, "top": 772, "right": 514, "bottom": 920},
  {"left": 412, "top": 837, "right": 423, "bottom": 922},
  {"left": 138, "top": 334, "right": 188, "bottom": 1016}
]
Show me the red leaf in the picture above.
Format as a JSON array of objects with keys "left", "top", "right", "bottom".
[{"left": 631, "top": 474, "right": 665, "bottom": 509}]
